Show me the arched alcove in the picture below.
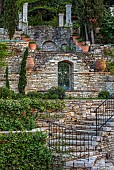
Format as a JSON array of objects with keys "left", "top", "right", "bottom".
[{"left": 42, "top": 41, "right": 57, "bottom": 51}]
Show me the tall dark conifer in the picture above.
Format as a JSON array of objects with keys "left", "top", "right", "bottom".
[
  {"left": 5, "top": 65, "right": 10, "bottom": 89},
  {"left": 4, "top": 0, "right": 18, "bottom": 39},
  {"left": 18, "top": 48, "right": 28, "bottom": 94}
]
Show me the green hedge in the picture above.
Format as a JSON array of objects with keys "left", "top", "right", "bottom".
[
  {"left": 0, "top": 132, "right": 52, "bottom": 170},
  {"left": 0, "top": 98, "right": 65, "bottom": 131}
]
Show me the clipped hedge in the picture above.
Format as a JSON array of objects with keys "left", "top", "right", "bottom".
[
  {"left": 0, "top": 98, "right": 65, "bottom": 131},
  {"left": 0, "top": 132, "right": 52, "bottom": 170}
]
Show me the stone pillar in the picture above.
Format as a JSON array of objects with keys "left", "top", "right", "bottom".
[
  {"left": 66, "top": 4, "right": 72, "bottom": 27},
  {"left": 22, "top": 3, "right": 28, "bottom": 34},
  {"left": 59, "top": 13, "right": 64, "bottom": 27},
  {"left": 18, "top": 12, "right": 22, "bottom": 30},
  {"left": 110, "top": 7, "right": 114, "bottom": 17}
]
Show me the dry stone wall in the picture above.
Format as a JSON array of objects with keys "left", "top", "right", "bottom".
[
  {"left": 0, "top": 41, "right": 114, "bottom": 97},
  {"left": 28, "top": 26, "right": 71, "bottom": 51}
]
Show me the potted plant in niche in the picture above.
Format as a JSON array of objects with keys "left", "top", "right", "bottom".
[{"left": 29, "top": 41, "right": 36, "bottom": 51}]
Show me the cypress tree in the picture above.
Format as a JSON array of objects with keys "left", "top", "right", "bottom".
[
  {"left": 18, "top": 48, "right": 28, "bottom": 94},
  {"left": 4, "top": 0, "right": 18, "bottom": 39},
  {"left": 5, "top": 65, "right": 10, "bottom": 89}
]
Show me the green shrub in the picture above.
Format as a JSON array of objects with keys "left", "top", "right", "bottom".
[
  {"left": 0, "top": 98, "right": 37, "bottom": 131},
  {"left": 11, "top": 91, "right": 25, "bottom": 99},
  {"left": 0, "top": 98, "right": 65, "bottom": 131},
  {"left": 0, "top": 87, "right": 11, "bottom": 98},
  {"left": 26, "top": 91, "right": 44, "bottom": 99},
  {"left": 98, "top": 90, "right": 110, "bottom": 99},
  {"left": 0, "top": 132, "right": 52, "bottom": 170},
  {"left": 48, "top": 86, "right": 66, "bottom": 99}
]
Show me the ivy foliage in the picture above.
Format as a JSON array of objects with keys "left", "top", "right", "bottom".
[
  {"left": 0, "top": 98, "right": 65, "bottom": 131},
  {"left": 0, "top": 43, "right": 9, "bottom": 68},
  {"left": 0, "top": 132, "right": 52, "bottom": 170}
]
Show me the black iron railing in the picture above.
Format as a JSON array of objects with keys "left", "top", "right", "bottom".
[
  {"left": 48, "top": 121, "right": 95, "bottom": 168},
  {"left": 94, "top": 95, "right": 114, "bottom": 136}
]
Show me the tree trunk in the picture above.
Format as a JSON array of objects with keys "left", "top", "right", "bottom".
[
  {"left": 91, "top": 28, "right": 95, "bottom": 44},
  {"left": 84, "top": 24, "right": 89, "bottom": 41}
]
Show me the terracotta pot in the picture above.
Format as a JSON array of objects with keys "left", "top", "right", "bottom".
[
  {"left": 26, "top": 56, "right": 34, "bottom": 72},
  {"left": 29, "top": 43, "right": 36, "bottom": 50},
  {"left": 78, "top": 41, "right": 85, "bottom": 47},
  {"left": 95, "top": 59, "right": 106, "bottom": 72},
  {"left": 81, "top": 45, "right": 89, "bottom": 52},
  {"left": 22, "top": 37, "right": 31, "bottom": 42}
]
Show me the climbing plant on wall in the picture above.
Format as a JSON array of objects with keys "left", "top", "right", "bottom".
[{"left": 18, "top": 48, "right": 28, "bottom": 94}]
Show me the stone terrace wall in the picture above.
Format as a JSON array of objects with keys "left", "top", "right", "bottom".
[
  {"left": 0, "top": 42, "right": 28, "bottom": 92},
  {"left": 0, "top": 41, "right": 114, "bottom": 97},
  {"left": 63, "top": 99, "right": 104, "bottom": 117},
  {"left": 28, "top": 26, "right": 71, "bottom": 51},
  {"left": 26, "top": 52, "right": 114, "bottom": 97}
]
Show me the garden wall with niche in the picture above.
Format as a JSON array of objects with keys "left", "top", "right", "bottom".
[
  {"left": 28, "top": 26, "right": 72, "bottom": 51},
  {"left": 0, "top": 41, "right": 114, "bottom": 98}
]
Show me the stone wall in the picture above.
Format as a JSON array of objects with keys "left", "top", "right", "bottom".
[
  {"left": 28, "top": 26, "right": 71, "bottom": 51},
  {"left": 25, "top": 52, "right": 114, "bottom": 97},
  {"left": 0, "top": 41, "right": 114, "bottom": 97},
  {"left": 63, "top": 99, "right": 104, "bottom": 117}
]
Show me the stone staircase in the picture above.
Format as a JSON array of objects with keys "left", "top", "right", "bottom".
[{"left": 35, "top": 98, "right": 114, "bottom": 169}]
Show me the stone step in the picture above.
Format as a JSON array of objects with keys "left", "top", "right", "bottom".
[
  {"left": 64, "top": 155, "right": 98, "bottom": 168},
  {"left": 49, "top": 139, "right": 97, "bottom": 146},
  {"left": 49, "top": 145, "right": 95, "bottom": 152},
  {"left": 49, "top": 133, "right": 96, "bottom": 140}
]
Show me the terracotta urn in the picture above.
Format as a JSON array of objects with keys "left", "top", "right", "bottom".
[
  {"left": 29, "top": 42, "right": 36, "bottom": 51},
  {"left": 26, "top": 56, "right": 34, "bottom": 72},
  {"left": 95, "top": 59, "right": 106, "bottom": 72},
  {"left": 81, "top": 45, "right": 89, "bottom": 52},
  {"left": 21, "top": 36, "right": 31, "bottom": 42}
]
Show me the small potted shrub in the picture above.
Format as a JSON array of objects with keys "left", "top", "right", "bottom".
[
  {"left": 29, "top": 41, "right": 36, "bottom": 51},
  {"left": 81, "top": 43, "right": 89, "bottom": 52},
  {"left": 21, "top": 34, "right": 31, "bottom": 42}
]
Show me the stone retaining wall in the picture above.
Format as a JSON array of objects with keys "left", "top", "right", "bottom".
[
  {"left": 28, "top": 26, "right": 71, "bottom": 51},
  {"left": 0, "top": 42, "right": 113, "bottom": 97}
]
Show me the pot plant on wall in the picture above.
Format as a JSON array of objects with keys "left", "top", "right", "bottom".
[
  {"left": 29, "top": 41, "right": 36, "bottom": 51},
  {"left": 80, "top": 44, "right": 89, "bottom": 53},
  {"left": 26, "top": 55, "right": 35, "bottom": 72},
  {"left": 21, "top": 34, "right": 31, "bottom": 42}
]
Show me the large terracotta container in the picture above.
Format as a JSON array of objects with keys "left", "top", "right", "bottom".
[
  {"left": 29, "top": 42, "right": 36, "bottom": 51},
  {"left": 81, "top": 45, "right": 89, "bottom": 52},
  {"left": 95, "top": 59, "right": 106, "bottom": 72},
  {"left": 26, "top": 56, "right": 34, "bottom": 72}
]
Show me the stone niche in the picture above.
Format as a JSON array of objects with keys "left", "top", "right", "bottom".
[{"left": 42, "top": 41, "right": 57, "bottom": 51}]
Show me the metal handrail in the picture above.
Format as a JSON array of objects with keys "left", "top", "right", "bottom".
[
  {"left": 48, "top": 121, "right": 95, "bottom": 164},
  {"left": 94, "top": 94, "right": 114, "bottom": 136}
]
